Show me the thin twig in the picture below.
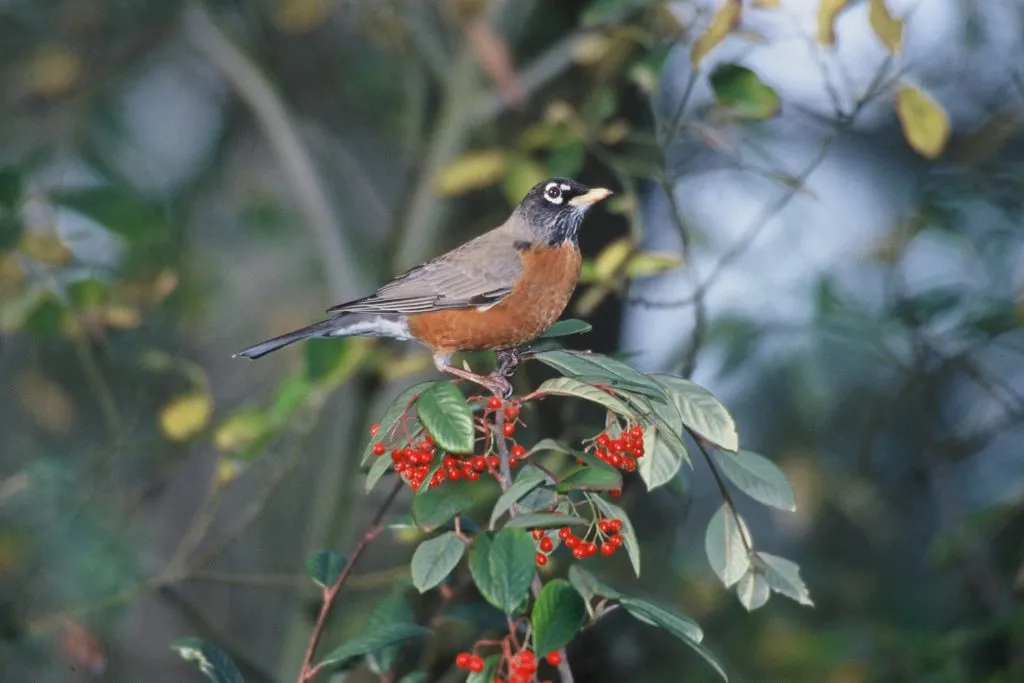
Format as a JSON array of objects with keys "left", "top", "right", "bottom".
[
  {"left": 298, "top": 479, "right": 404, "bottom": 683},
  {"left": 691, "top": 432, "right": 754, "bottom": 555}
]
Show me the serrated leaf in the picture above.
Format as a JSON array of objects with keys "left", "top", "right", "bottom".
[
  {"left": 756, "top": 552, "right": 814, "bottom": 606},
  {"left": 416, "top": 382, "right": 474, "bottom": 453},
  {"left": 536, "top": 377, "right": 638, "bottom": 419},
  {"left": 736, "top": 569, "right": 770, "bottom": 611},
  {"left": 620, "top": 599, "right": 727, "bottom": 681},
  {"left": 639, "top": 427, "right": 685, "bottom": 490},
  {"left": 652, "top": 374, "right": 738, "bottom": 451},
  {"left": 532, "top": 579, "right": 586, "bottom": 656},
  {"left": 896, "top": 83, "right": 950, "bottom": 159},
  {"left": 709, "top": 64, "right": 781, "bottom": 121},
  {"left": 159, "top": 392, "right": 213, "bottom": 442},
  {"left": 466, "top": 655, "right": 500, "bottom": 683},
  {"left": 490, "top": 466, "right": 549, "bottom": 529},
  {"left": 691, "top": 0, "right": 741, "bottom": 67},
  {"left": 411, "top": 532, "right": 466, "bottom": 593},
  {"left": 869, "top": 0, "right": 902, "bottom": 53},
  {"left": 539, "top": 319, "right": 593, "bottom": 339},
  {"left": 411, "top": 482, "right": 473, "bottom": 531},
  {"left": 568, "top": 565, "right": 621, "bottom": 604},
  {"left": 710, "top": 450, "right": 796, "bottom": 511},
  {"left": 590, "top": 496, "right": 640, "bottom": 577},
  {"left": 304, "top": 549, "right": 347, "bottom": 589},
  {"left": 817, "top": 0, "right": 851, "bottom": 46},
  {"left": 502, "top": 513, "right": 588, "bottom": 529},
  {"left": 435, "top": 149, "right": 509, "bottom": 197},
  {"left": 363, "top": 381, "right": 435, "bottom": 464},
  {"left": 367, "top": 590, "right": 417, "bottom": 675},
  {"left": 705, "top": 504, "right": 751, "bottom": 588},
  {"left": 532, "top": 349, "right": 666, "bottom": 399},
  {"left": 469, "top": 528, "right": 536, "bottom": 614},
  {"left": 170, "top": 638, "right": 244, "bottom": 683},
  {"left": 318, "top": 624, "right": 430, "bottom": 671},
  {"left": 555, "top": 464, "right": 622, "bottom": 493}
]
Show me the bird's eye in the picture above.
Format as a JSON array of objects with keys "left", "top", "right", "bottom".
[{"left": 544, "top": 183, "right": 563, "bottom": 204}]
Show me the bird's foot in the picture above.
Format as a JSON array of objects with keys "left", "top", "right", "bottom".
[
  {"left": 440, "top": 364, "right": 513, "bottom": 399},
  {"left": 495, "top": 347, "right": 521, "bottom": 378}
]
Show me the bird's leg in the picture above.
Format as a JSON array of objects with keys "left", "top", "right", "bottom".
[
  {"left": 436, "top": 360, "right": 513, "bottom": 398},
  {"left": 494, "top": 347, "right": 521, "bottom": 377}
]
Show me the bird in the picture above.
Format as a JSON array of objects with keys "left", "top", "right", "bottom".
[{"left": 235, "top": 177, "right": 612, "bottom": 396}]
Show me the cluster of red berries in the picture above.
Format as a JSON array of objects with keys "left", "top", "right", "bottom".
[
  {"left": 367, "top": 397, "right": 528, "bottom": 491},
  {"left": 590, "top": 424, "right": 645, "bottom": 472},
  {"left": 532, "top": 518, "right": 624, "bottom": 565},
  {"left": 455, "top": 647, "right": 560, "bottom": 683}
]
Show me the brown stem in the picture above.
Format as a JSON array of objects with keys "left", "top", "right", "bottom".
[{"left": 298, "top": 479, "right": 404, "bottom": 683}]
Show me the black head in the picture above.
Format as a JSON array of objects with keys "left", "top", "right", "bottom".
[{"left": 515, "top": 177, "right": 612, "bottom": 246}]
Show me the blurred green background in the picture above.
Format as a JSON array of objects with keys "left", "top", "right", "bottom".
[{"left": 2, "top": 0, "right": 1023, "bottom": 681}]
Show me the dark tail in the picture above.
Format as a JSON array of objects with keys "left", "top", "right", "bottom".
[{"left": 234, "top": 318, "right": 340, "bottom": 360}]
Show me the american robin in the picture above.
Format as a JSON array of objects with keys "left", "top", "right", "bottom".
[{"left": 235, "top": 177, "right": 612, "bottom": 396}]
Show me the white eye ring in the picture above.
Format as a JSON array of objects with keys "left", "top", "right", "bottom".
[{"left": 544, "top": 182, "right": 564, "bottom": 204}]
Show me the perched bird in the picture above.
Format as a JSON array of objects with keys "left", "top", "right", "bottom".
[{"left": 235, "top": 177, "right": 611, "bottom": 395}]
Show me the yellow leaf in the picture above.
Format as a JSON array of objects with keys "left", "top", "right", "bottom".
[
  {"left": 159, "top": 392, "right": 213, "bottom": 442},
  {"left": 214, "top": 458, "right": 245, "bottom": 487},
  {"left": 817, "top": 0, "right": 851, "bottom": 46},
  {"left": 626, "top": 251, "right": 684, "bottom": 278},
  {"left": 869, "top": 0, "right": 902, "bottom": 53},
  {"left": 690, "top": 0, "right": 742, "bottom": 67},
  {"left": 19, "top": 232, "right": 71, "bottom": 266},
  {"left": 572, "top": 33, "right": 614, "bottom": 66},
  {"left": 434, "top": 150, "right": 509, "bottom": 197},
  {"left": 753, "top": 0, "right": 782, "bottom": 7},
  {"left": 28, "top": 47, "right": 80, "bottom": 97},
  {"left": 895, "top": 83, "right": 951, "bottom": 159},
  {"left": 214, "top": 410, "right": 268, "bottom": 452},
  {"left": 592, "top": 238, "right": 632, "bottom": 282},
  {"left": 501, "top": 157, "right": 548, "bottom": 207}
]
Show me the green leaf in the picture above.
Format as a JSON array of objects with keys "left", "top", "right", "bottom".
[
  {"left": 318, "top": 623, "right": 430, "bottom": 671},
  {"left": 652, "top": 374, "right": 739, "bottom": 451},
  {"left": 398, "top": 673, "right": 428, "bottom": 683},
  {"left": 533, "top": 349, "right": 667, "bottom": 399},
  {"left": 52, "top": 186, "right": 167, "bottom": 242},
  {"left": 756, "top": 552, "right": 813, "bottom": 606},
  {"left": 567, "top": 565, "right": 621, "bottom": 613},
  {"left": 0, "top": 212, "right": 23, "bottom": 251},
  {"left": 555, "top": 464, "right": 622, "bottom": 493},
  {"left": 469, "top": 528, "right": 536, "bottom": 614},
  {"left": 365, "top": 453, "right": 393, "bottom": 492},
  {"left": 502, "top": 513, "right": 588, "bottom": 529},
  {"left": 411, "top": 482, "right": 473, "bottom": 531},
  {"left": 532, "top": 579, "right": 587, "bottom": 656},
  {"left": 367, "top": 590, "right": 417, "bottom": 675},
  {"left": 304, "top": 549, "right": 346, "bottom": 589},
  {"left": 736, "top": 569, "right": 770, "bottom": 611},
  {"left": 709, "top": 64, "right": 781, "bottom": 121},
  {"left": 705, "top": 504, "right": 750, "bottom": 588},
  {"left": 416, "top": 382, "right": 474, "bottom": 453},
  {"left": 590, "top": 496, "right": 640, "bottom": 577},
  {"left": 639, "top": 426, "right": 685, "bottom": 490},
  {"left": 527, "top": 438, "right": 573, "bottom": 456},
  {"left": 539, "top": 318, "right": 593, "bottom": 339},
  {"left": 547, "top": 142, "right": 586, "bottom": 176},
  {"left": 466, "top": 655, "right": 500, "bottom": 683},
  {"left": 170, "top": 638, "right": 244, "bottom": 683},
  {"left": 0, "top": 168, "right": 22, "bottom": 210},
  {"left": 621, "top": 598, "right": 727, "bottom": 681},
  {"left": 536, "top": 377, "right": 638, "bottom": 419},
  {"left": 490, "top": 466, "right": 549, "bottom": 529},
  {"left": 710, "top": 449, "right": 796, "bottom": 511},
  {"left": 362, "top": 381, "right": 435, "bottom": 464},
  {"left": 411, "top": 532, "right": 466, "bottom": 593}
]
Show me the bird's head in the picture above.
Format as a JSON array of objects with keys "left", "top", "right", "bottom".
[{"left": 515, "top": 177, "right": 612, "bottom": 246}]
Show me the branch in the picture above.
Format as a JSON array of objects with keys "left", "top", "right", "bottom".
[
  {"left": 299, "top": 478, "right": 404, "bottom": 682},
  {"left": 692, "top": 433, "right": 754, "bottom": 555}
]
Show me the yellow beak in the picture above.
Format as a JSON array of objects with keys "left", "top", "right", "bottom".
[{"left": 568, "top": 187, "right": 613, "bottom": 207}]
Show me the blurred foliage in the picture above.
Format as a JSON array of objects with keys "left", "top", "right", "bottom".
[{"left": 0, "top": 0, "right": 1022, "bottom": 682}]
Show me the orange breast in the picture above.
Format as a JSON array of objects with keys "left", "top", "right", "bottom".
[{"left": 408, "top": 243, "right": 582, "bottom": 353}]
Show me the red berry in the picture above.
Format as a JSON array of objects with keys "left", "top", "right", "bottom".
[
  {"left": 536, "top": 552, "right": 548, "bottom": 566},
  {"left": 510, "top": 444, "right": 527, "bottom": 458},
  {"left": 471, "top": 456, "right": 487, "bottom": 472},
  {"left": 558, "top": 527, "right": 572, "bottom": 541},
  {"left": 572, "top": 546, "right": 586, "bottom": 559},
  {"left": 394, "top": 462, "right": 407, "bottom": 473},
  {"left": 369, "top": 423, "right": 381, "bottom": 437},
  {"left": 598, "top": 519, "right": 611, "bottom": 534},
  {"left": 621, "top": 457, "right": 637, "bottom": 472},
  {"left": 487, "top": 455, "right": 500, "bottom": 469},
  {"left": 585, "top": 542, "right": 598, "bottom": 556},
  {"left": 539, "top": 536, "right": 554, "bottom": 552},
  {"left": 545, "top": 651, "right": 562, "bottom": 666},
  {"left": 487, "top": 396, "right": 503, "bottom": 410},
  {"left": 596, "top": 433, "right": 610, "bottom": 448},
  {"left": 508, "top": 457, "right": 519, "bottom": 468},
  {"left": 610, "top": 488, "right": 622, "bottom": 497},
  {"left": 629, "top": 425, "right": 643, "bottom": 439},
  {"left": 466, "top": 469, "right": 480, "bottom": 481},
  {"left": 532, "top": 529, "right": 544, "bottom": 540},
  {"left": 504, "top": 406, "right": 520, "bottom": 421},
  {"left": 608, "top": 453, "right": 623, "bottom": 468},
  {"left": 456, "top": 652, "right": 472, "bottom": 668},
  {"left": 600, "top": 542, "right": 615, "bottom": 556},
  {"left": 609, "top": 519, "right": 623, "bottom": 533},
  {"left": 503, "top": 422, "right": 516, "bottom": 437},
  {"left": 469, "top": 656, "right": 485, "bottom": 673},
  {"left": 371, "top": 442, "right": 386, "bottom": 456},
  {"left": 564, "top": 535, "right": 580, "bottom": 549},
  {"left": 610, "top": 534, "right": 623, "bottom": 548}
]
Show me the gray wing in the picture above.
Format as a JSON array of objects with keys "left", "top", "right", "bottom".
[{"left": 327, "top": 224, "right": 525, "bottom": 315}]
